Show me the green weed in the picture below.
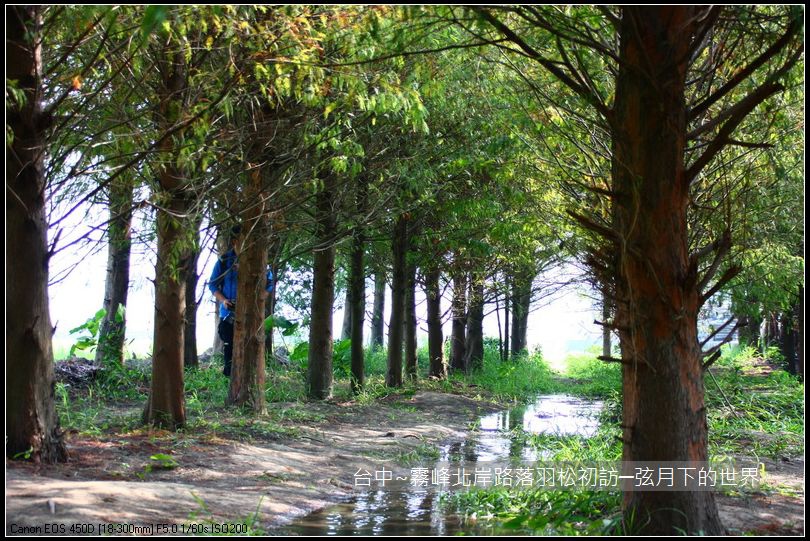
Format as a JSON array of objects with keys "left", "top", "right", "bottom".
[
  {"left": 444, "top": 486, "right": 623, "bottom": 535},
  {"left": 461, "top": 346, "right": 559, "bottom": 401},
  {"left": 561, "top": 353, "right": 622, "bottom": 398},
  {"left": 706, "top": 348, "right": 804, "bottom": 460}
]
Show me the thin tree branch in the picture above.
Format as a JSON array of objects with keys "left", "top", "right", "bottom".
[
  {"left": 686, "top": 82, "right": 782, "bottom": 183},
  {"left": 472, "top": 7, "right": 613, "bottom": 123},
  {"left": 689, "top": 17, "right": 801, "bottom": 120},
  {"left": 700, "top": 265, "right": 742, "bottom": 306}
]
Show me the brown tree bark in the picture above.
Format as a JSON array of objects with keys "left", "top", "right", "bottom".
[
  {"left": 144, "top": 198, "right": 189, "bottom": 429},
  {"left": 228, "top": 168, "right": 268, "bottom": 412},
  {"left": 612, "top": 7, "right": 723, "bottom": 534},
  {"left": 308, "top": 174, "right": 336, "bottom": 399},
  {"left": 496, "top": 287, "right": 504, "bottom": 362},
  {"left": 517, "top": 289, "right": 531, "bottom": 354},
  {"left": 465, "top": 273, "right": 485, "bottom": 372},
  {"left": 763, "top": 312, "right": 780, "bottom": 351},
  {"left": 341, "top": 284, "right": 353, "bottom": 341},
  {"left": 601, "top": 287, "right": 611, "bottom": 360},
  {"left": 475, "top": 4, "right": 798, "bottom": 534},
  {"left": 387, "top": 216, "right": 407, "bottom": 387},
  {"left": 449, "top": 264, "right": 467, "bottom": 372},
  {"left": 797, "top": 288, "right": 804, "bottom": 380},
  {"left": 264, "top": 234, "right": 283, "bottom": 357},
  {"left": 349, "top": 175, "right": 368, "bottom": 393},
  {"left": 737, "top": 312, "right": 761, "bottom": 348},
  {"left": 780, "top": 310, "right": 797, "bottom": 375},
  {"left": 6, "top": 5, "right": 68, "bottom": 463},
  {"left": 370, "top": 270, "right": 386, "bottom": 349},
  {"left": 425, "top": 267, "right": 445, "bottom": 378},
  {"left": 503, "top": 276, "right": 510, "bottom": 361},
  {"left": 212, "top": 226, "right": 228, "bottom": 355},
  {"left": 143, "top": 39, "right": 191, "bottom": 430},
  {"left": 349, "top": 228, "right": 366, "bottom": 393},
  {"left": 405, "top": 249, "right": 418, "bottom": 381},
  {"left": 96, "top": 177, "right": 133, "bottom": 366},
  {"left": 510, "top": 277, "right": 532, "bottom": 357},
  {"left": 183, "top": 217, "right": 201, "bottom": 368}
]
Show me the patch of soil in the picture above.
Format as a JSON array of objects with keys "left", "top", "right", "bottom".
[
  {"left": 717, "top": 457, "right": 805, "bottom": 535},
  {"left": 6, "top": 391, "right": 501, "bottom": 534}
]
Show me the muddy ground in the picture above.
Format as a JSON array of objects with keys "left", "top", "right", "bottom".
[{"left": 5, "top": 387, "right": 804, "bottom": 536}]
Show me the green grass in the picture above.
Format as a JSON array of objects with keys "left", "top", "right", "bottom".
[
  {"left": 561, "top": 352, "right": 622, "bottom": 398},
  {"left": 460, "top": 346, "right": 560, "bottom": 401},
  {"left": 705, "top": 345, "right": 804, "bottom": 460},
  {"left": 55, "top": 381, "right": 143, "bottom": 436},
  {"left": 443, "top": 487, "right": 624, "bottom": 535}
]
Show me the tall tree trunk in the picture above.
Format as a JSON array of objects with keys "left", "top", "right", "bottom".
[
  {"left": 449, "top": 265, "right": 467, "bottom": 372},
  {"left": 763, "top": 312, "right": 780, "bottom": 351},
  {"left": 228, "top": 168, "right": 268, "bottom": 412},
  {"left": 387, "top": 216, "right": 407, "bottom": 387},
  {"left": 349, "top": 179, "right": 367, "bottom": 394},
  {"left": 465, "top": 273, "right": 484, "bottom": 372},
  {"left": 516, "top": 285, "right": 531, "bottom": 354},
  {"left": 308, "top": 174, "right": 336, "bottom": 399},
  {"left": 143, "top": 40, "right": 190, "bottom": 430},
  {"left": 425, "top": 267, "right": 445, "bottom": 378},
  {"left": 405, "top": 253, "right": 418, "bottom": 381},
  {"left": 96, "top": 178, "right": 133, "bottom": 366},
  {"left": 602, "top": 287, "right": 611, "bottom": 359},
  {"left": 780, "top": 310, "right": 796, "bottom": 375},
  {"left": 370, "top": 270, "right": 386, "bottom": 349},
  {"left": 6, "top": 5, "right": 68, "bottom": 463},
  {"left": 349, "top": 236, "right": 365, "bottom": 393},
  {"left": 737, "top": 313, "right": 761, "bottom": 348},
  {"left": 183, "top": 217, "right": 201, "bottom": 368},
  {"left": 265, "top": 234, "right": 282, "bottom": 357},
  {"left": 495, "top": 285, "right": 504, "bottom": 362},
  {"left": 144, "top": 196, "right": 189, "bottom": 429},
  {"left": 797, "top": 288, "right": 804, "bottom": 380},
  {"left": 510, "top": 281, "right": 521, "bottom": 357},
  {"left": 341, "top": 284, "right": 353, "bottom": 341},
  {"left": 212, "top": 227, "right": 227, "bottom": 355},
  {"left": 503, "top": 275, "right": 510, "bottom": 361},
  {"left": 612, "top": 7, "right": 722, "bottom": 534},
  {"left": 510, "top": 276, "right": 532, "bottom": 356}
]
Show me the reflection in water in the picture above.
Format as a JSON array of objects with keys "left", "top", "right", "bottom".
[
  {"left": 278, "top": 394, "right": 603, "bottom": 536},
  {"left": 283, "top": 489, "right": 479, "bottom": 536},
  {"left": 454, "top": 395, "right": 603, "bottom": 463}
]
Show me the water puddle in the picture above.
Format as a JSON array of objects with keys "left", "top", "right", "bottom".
[
  {"left": 275, "top": 489, "right": 499, "bottom": 536},
  {"left": 277, "top": 394, "right": 603, "bottom": 536},
  {"left": 458, "top": 395, "right": 603, "bottom": 462}
]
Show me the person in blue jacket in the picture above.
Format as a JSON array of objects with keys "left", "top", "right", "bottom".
[{"left": 208, "top": 225, "right": 274, "bottom": 377}]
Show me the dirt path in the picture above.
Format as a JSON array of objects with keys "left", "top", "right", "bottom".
[
  {"left": 717, "top": 456, "right": 805, "bottom": 535},
  {"left": 712, "top": 357, "right": 805, "bottom": 535},
  {"left": 6, "top": 391, "right": 500, "bottom": 535}
]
